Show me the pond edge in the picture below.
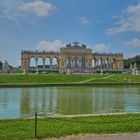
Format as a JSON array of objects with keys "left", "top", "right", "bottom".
[{"left": 0, "top": 82, "right": 140, "bottom": 88}]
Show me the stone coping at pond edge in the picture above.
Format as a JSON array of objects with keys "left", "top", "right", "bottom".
[{"left": 0, "top": 82, "right": 140, "bottom": 88}]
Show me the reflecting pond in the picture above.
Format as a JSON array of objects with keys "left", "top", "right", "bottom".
[{"left": 0, "top": 86, "right": 140, "bottom": 118}]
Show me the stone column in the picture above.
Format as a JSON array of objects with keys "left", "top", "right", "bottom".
[
  {"left": 57, "top": 59, "right": 59, "bottom": 66},
  {"left": 75, "top": 57, "right": 78, "bottom": 68},
  {"left": 111, "top": 60, "right": 113, "bottom": 69},
  {"left": 82, "top": 57, "right": 85, "bottom": 69},
  {"left": 92, "top": 59, "right": 96, "bottom": 68},
  {"left": 50, "top": 59, "right": 52, "bottom": 69},
  {"left": 69, "top": 58, "right": 71, "bottom": 68},
  {"left": 29, "top": 59, "right": 30, "bottom": 68},
  {"left": 100, "top": 59, "right": 103, "bottom": 69},
  {"left": 43, "top": 58, "right": 45, "bottom": 69},
  {"left": 104, "top": 59, "right": 107, "bottom": 69},
  {"left": 109, "top": 60, "right": 111, "bottom": 69},
  {"left": 22, "top": 60, "right": 28, "bottom": 72},
  {"left": 106, "top": 59, "right": 109, "bottom": 69},
  {"left": 67, "top": 57, "right": 71, "bottom": 68},
  {"left": 78, "top": 59, "right": 81, "bottom": 68},
  {"left": 96, "top": 59, "right": 99, "bottom": 68},
  {"left": 112, "top": 60, "right": 117, "bottom": 69},
  {"left": 35, "top": 58, "right": 38, "bottom": 69},
  {"left": 102, "top": 59, "right": 105, "bottom": 69},
  {"left": 27, "top": 59, "right": 30, "bottom": 70},
  {"left": 71, "top": 59, "right": 74, "bottom": 68}
]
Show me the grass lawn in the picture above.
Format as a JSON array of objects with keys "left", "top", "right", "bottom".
[
  {"left": 0, "top": 73, "right": 140, "bottom": 84},
  {"left": 0, "top": 73, "right": 93, "bottom": 84},
  {"left": 88, "top": 74, "right": 140, "bottom": 83},
  {"left": 0, "top": 114, "right": 140, "bottom": 140}
]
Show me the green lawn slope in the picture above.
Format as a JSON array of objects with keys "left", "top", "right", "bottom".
[{"left": 0, "top": 73, "right": 140, "bottom": 84}]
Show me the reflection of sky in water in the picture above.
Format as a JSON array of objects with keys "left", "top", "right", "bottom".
[
  {"left": 0, "top": 88, "right": 21, "bottom": 118},
  {"left": 0, "top": 86, "right": 140, "bottom": 119}
]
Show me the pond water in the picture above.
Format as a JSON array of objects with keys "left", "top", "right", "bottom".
[{"left": 0, "top": 86, "right": 140, "bottom": 118}]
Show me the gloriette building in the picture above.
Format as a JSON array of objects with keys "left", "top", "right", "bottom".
[{"left": 21, "top": 42, "right": 123, "bottom": 73}]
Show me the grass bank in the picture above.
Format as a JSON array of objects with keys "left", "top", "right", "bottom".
[
  {"left": 0, "top": 114, "right": 140, "bottom": 140},
  {"left": 0, "top": 73, "right": 92, "bottom": 84},
  {"left": 0, "top": 73, "right": 140, "bottom": 85}
]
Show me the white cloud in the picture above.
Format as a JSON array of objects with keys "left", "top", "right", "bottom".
[
  {"left": 0, "top": 0, "right": 55, "bottom": 25},
  {"left": 106, "top": 2, "right": 140, "bottom": 35},
  {"left": 20, "top": 1, "right": 54, "bottom": 17},
  {"left": 94, "top": 44, "right": 110, "bottom": 52},
  {"left": 36, "top": 40, "right": 63, "bottom": 51},
  {"left": 0, "top": 0, "right": 24, "bottom": 24},
  {"left": 79, "top": 17, "right": 92, "bottom": 25},
  {"left": 126, "top": 38, "right": 140, "bottom": 47}
]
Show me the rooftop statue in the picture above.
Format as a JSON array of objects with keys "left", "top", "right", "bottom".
[{"left": 73, "top": 41, "right": 80, "bottom": 46}]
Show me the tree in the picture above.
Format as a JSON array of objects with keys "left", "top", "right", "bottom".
[
  {"left": 0, "top": 61, "right": 3, "bottom": 69},
  {"left": 123, "top": 55, "right": 140, "bottom": 70}
]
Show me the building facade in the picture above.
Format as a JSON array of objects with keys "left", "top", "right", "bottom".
[{"left": 21, "top": 42, "right": 123, "bottom": 73}]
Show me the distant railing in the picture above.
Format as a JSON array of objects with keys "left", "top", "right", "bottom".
[
  {"left": 93, "top": 52, "right": 123, "bottom": 56},
  {"left": 94, "top": 68, "right": 130, "bottom": 72},
  {"left": 21, "top": 50, "right": 59, "bottom": 54},
  {"left": 29, "top": 66, "right": 59, "bottom": 72}
]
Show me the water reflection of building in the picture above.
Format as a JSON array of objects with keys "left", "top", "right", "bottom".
[
  {"left": 92, "top": 87, "right": 125, "bottom": 114},
  {"left": 20, "top": 88, "right": 31, "bottom": 116},
  {"left": 20, "top": 88, "right": 58, "bottom": 116},
  {"left": 56, "top": 87, "right": 93, "bottom": 115},
  {"left": 1, "top": 86, "right": 140, "bottom": 118},
  {"left": 20, "top": 87, "right": 94, "bottom": 116},
  {"left": 123, "top": 86, "right": 140, "bottom": 112},
  {"left": 19, "top": 86, "right": 140, "bottom": 117},
  {"left": 0, "top": 90, "right": 9, "bottom": 109}
]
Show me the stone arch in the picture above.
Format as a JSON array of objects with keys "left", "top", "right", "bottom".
[
  {"left": 108, "top": 58, "right": 113, "bottom": 69},
  {"left": 52, "top": 57, "right": 58, "bottom": 66},
  {"left": 98, "top": 58, "right": 102, "bottom": 68},
  {"left": 37, "top": 57, "right": 43, "bottom": 68},
  {"left": 92, "top": 58, "right": 96, "bottom": 68},
  {"left": 102, "top": 58, "right": 107, "bottom": 69},
  {"left": 30, "top": 57, "right": 36, "bottom": 67},
  {"left": 45, "top": 57, "right": 51, "bottom": 68},
  {"left": 77, "top": 57, "right": 81, "bottom": 67}
]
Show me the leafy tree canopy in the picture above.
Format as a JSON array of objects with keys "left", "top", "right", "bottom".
[
  {"left": 124, "top": 55, "right": 140, "bottom": 69},
  {"left": 0, "top": 61, "right": 3, "bottom": 69}
]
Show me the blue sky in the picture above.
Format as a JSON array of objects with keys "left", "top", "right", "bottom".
[{"left": 0, "top": 0, "right": 140, "bottom": 66}]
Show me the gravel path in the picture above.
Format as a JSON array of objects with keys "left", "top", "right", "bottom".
[{"left": 45, "top": 132, "right": 140, "bottom": 140}]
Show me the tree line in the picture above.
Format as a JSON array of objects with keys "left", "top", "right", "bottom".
[
  {"left": 0, "top": 61, "right": 2, "bottom": 69},
  {"left": 123, "top": 55, "right": 140, "bottom": 70}
]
